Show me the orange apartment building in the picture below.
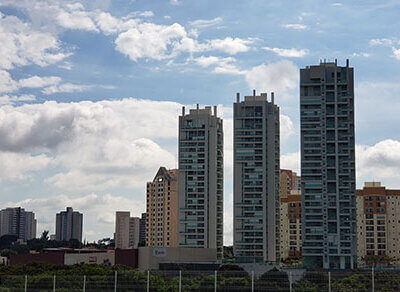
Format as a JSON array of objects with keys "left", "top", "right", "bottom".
[{"left": 146, "top": 167, "right": 179, "bottom": 247}]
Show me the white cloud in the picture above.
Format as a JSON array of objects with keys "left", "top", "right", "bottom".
[
  {"left": 189, "top": 17, "right": 223, "bottom": 29},
  {"left": 0, "top": 13, "right": 71, "bottom": 70},
  {"left": 281, "top": 152, "right": 300, "bottom": 174},
  {"left": 207, "top": 37, "right": 254, "bottom": 55},
  {"left": 245, "top": 60, "right": 298, "bottom": 94},
  {"left": 115, "top": 23, "right": 187, "bottom": 61},
  {"left": 332, "top": 3, "right": 344, "bottom": 6},
  {"left": 369, "top": 38, "right": 393, "bottom": 46},
  {"left": 19, "top": 76, "right": 61, "bottom": 88},
  {"left": 352, "top": 52, "right": 371, "bottom": 57},
  {"left": 193, "top": 56, "right": 243, "bottom": 75},
  {"left": 282, "top": 24, "right": 308, "bottom": 30},
  {"left": 0, "top": 152, "right": 52, "bottom": 181},
  {"left": 0, "top": 70, "right": 18, "bottom": 93},
  {"left": 356, "top": 140, "right": 400, "bottom": 187},
  {"left": 392, "top": 47, "right": 400, "bottom": 60},
  {"left": 41, "top": 83, "right": 92, "bottom": 94},
  {"left": 0, "top": 94, "right": 36, "bottom": 105},
  {"left": 264, "top": 47, "right": 309, "bottom": 58},
  {"left": 170, "top": 0, "right": 180, "bottom": 5},
  {"left": 280, "top": 114, "right": 295, "bottom": 141},
  {"left": 56, "top": 9, "right": 98, "bottom": 32}
]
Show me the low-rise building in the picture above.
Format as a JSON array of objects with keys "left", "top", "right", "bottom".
[
  {"left": 138, "top": 247, "right": 217, "bottom": 271},
  {"left": 357, "top": 182, "right": 400, "bottom": 265}
]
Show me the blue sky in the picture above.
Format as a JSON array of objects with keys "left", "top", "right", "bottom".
[{"left": 0, "top": 0, "right": 400, "bottom": 244}]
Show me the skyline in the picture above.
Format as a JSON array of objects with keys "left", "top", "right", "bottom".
[{"left": 0, "top": 0, "right": 400, "bottom": 244}]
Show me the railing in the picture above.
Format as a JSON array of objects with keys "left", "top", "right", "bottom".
[{"left": 1, "top": 268, "right": 398, "bottom": 291}]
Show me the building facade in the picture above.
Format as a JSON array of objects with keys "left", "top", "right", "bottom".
[
  {"left": 139, "top": 213, "right": 146, "bottom": 246},
  {"left": 300, "top": 60, "right": 356, "bottom": 269},
  {"left": 146, "top": 167, "right": 178, "bottom": 247},
  {"left": 55, "top": 207, "right": 83, "bottom": 242},
  {"left": 115, "top": 212, "right": 140, "bottom": 249},
  {"left": 233, "top": 91, "right": 280, "bottom": 263},
  {"left": 0, "top": 207, "right": 36, "bottom": 241},
  {"left": 280, "top": 190, "right": 302, "bottom": 260},
  {"left": 178, "top": 105, "right": 223, "bottom": 258},
  {"left": 356, "top": 182, "right": 400, "bottom": 265},
  {"left": 280, "top": 169, "right": 301, "bottom": 199}
]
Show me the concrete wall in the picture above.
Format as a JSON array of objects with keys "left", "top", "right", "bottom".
[
  {"left": 138, "top": 247, "right": 217, "bottom": 271},
  {"left": 64, "top": 252, "right": 114, "bottom": 265},
  {"left": 10, "top": 252, "right": 64, "bottom": 266}
]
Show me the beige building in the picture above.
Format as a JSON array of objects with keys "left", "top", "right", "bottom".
[
  {"left": 280, "top": 190, "right": 302, "bottom": 260},
  {"left": 280, "top": 169, "right": 301, "bottom": 199},
  {"left": 146, "top": 167, "right": 178, "bottom": 247},
  {"left": 357, "top": 182, "right": 400, "bottom": 265},
  {"left": 115, "top": 212, "right": 140, "bottom": 249}
]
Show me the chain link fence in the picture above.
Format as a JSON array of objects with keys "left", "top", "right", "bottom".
[{"left": 0, "top": 269, "right": 399, "bottom": 291}]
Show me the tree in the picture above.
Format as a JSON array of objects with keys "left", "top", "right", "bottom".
[{"left": 40, "top": 230, "right": 49, "bottom": 241}]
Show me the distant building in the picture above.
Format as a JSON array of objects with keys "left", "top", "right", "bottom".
[
  {"left": 115, "top": 212, "right": 140, "bottom": 249},
  {"left": 280, "top": 190, "right": 302, "bottom": 260},
  {"left": 146, "top": 167, "right": 178, "bottom": 247},
  {"left": 139, "top": 213, "right": 146, "bottom": 246},
  {"left": 233, "top": 91, "right": 280, "bottom": 263},
  {"left": 357, "top": 182, "right": 400, "bottom": 265},
  {"left": 300, "top": 60, "right": 356, "bottom": 269},
  {"left": 55, "top": 207, "right": 83, "bottom": 242},
  {"left": 0, "top": 207, "right": 36, "bottom": 241},
  {"left": 280, "top": 169, "right": 301, "bottom": 199},
  {"left": 178, "top": 105, "right": 224, "bottom": 259}
]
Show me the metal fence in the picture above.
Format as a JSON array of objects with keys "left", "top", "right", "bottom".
[{"left": 0, "top": 269, "right": 399, "bottom": 291}]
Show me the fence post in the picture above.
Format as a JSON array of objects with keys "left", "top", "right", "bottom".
[
  {"left": 179, "top": 270, "right": 182, "bottom": 292},
  {"left": 328, "top": 271, "right": 331, "bottom": 292},
  {"left": 289, "top": 271, "right": 293, "bottom": 292},
  {"left": 53, "top": 275, "right": 56, "bottom": 292},
  {"left": 114, "top": 271, "right": 117, "bottom": 292},
  {"left": 147, "top": 270, "right": 150, "bottom": 292},
  {"left": 372, "top": 267, "right": 375, "bottom": 292},
  {"left": 24, "top": 275, "right": 27, "bottom": 292},
  {"left": 214, "top": 270, "right": 217, "bottom": 292},
  {"left": 83, "top": 275, "right": 86, "bottom": 292},
  {"left": 251, "top": 271, "right": 254, "bottom": 292}
]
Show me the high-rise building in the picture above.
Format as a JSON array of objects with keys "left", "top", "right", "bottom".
[
  {"left": 233, "top": 91, "right": 280, "bottom": 263},
  {"left": 356, "top": 182, "right": 400, "bottom": 265},
  {"left": 300, "top": 60, "right": 356, "bottom": 269},
  {"left": 280, "top": 190, "right": 302, "bottom": 260},
  {"left": 115, "top": 211, "right": 140, "bottom": 249},
  {"left": 0, "top": 207, "right": 36, "bottom": 241},
  {"left": 55, "top": 207, "right": 83, "bottom": 242},
  {"left": 280, "top": 169, "right": 301, "bottom": 199},
  {"left": 178, "top": 105, "right": 223, "bottom": 258},
  {"left": 146, "top": 167, "right": 178, "bottom": 247},
  {"left": 139, "top": 213, "right": 146, "bottom": 246}
]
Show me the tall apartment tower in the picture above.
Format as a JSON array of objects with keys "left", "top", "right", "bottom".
[
  {"left": 178, "top": 105, "right": 223, "bottom": 258},
  {"left": 55, "top": 207, "right": 83, "bottom": 242},
  {"left": 146, "top": 167, "right": 178, "bottom": 247},
  {"left": 300, "top": 60, "right": 356, "bottom": 269},
  {"left": 233, "top": 91, "right": 280, "bottom": 263},
  {"left": 115, "top": 212, "right": 140, "bottom": 249},
  {"left": 139, "top": 213, "right": 146, "bottom": 246},
  {"left": 0, "top": 207, "right": 36, "bottom": 241}
]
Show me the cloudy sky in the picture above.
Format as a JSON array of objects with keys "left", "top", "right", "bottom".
[{"left": 0, "top": 0, "right": 400, "bottom": 244}]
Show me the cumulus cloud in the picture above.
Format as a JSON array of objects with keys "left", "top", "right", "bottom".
[
  {"left": 0, "top": 12, "right": 71, "bottom": 70},
  {"left": 356, "top": 140, "right": 400, "bottom": 185},
  {"left": 392, "top": 47, "right": 400, "bottom": 60},
  {"left": 56, "top": 9, "right": 98, "bottom": 32},
  {"left": 19, "top": 76, "right": 61, "bottom": 88},
  {"left": 0, "top": 70, "right": 18, "bottom": 93},
  {"left": 193, "top": 56, "right": 243, "bottom": 75},
  {"left": 369, "top": 38, "right": 393, "bottom": 46},
  {"left": 281, "top": 152, "right": 300, "bottom": 174},
  {"left": 0, "top": 94, "right": 36, "bottom": 105},
  {"left": 282, "top": 24, "right": 308, "bottom": 30},
  {"left": 207, "top": 37, "right": 254, "bottom": 55},
  {"left": 245, "top": 60, "right": 298, "bottom": 94},
  {"left": 264, "top": 47, "right": 309, "bottom": 58},
  {"left": 41, "top": 83, "right": 92, "bottom": 94}
]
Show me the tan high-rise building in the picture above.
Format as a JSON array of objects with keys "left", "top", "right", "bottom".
[
  {"left": 280, "top": 169, "right": 301, "bottom": 199},
  {"left": 55, "top": 207, "right": 83, "bottom": 242},
  {"left": 357, "top": 182, "right": 400, "bottom": 265},
  {"left": 146, "top": 167, "right": 178, "bottom": 247},
  {"left": 115, "top": 211, "right": 140, "bottom": 249},
  {"left": 280, "top": 169, "right": 302, "bottom": 260}
]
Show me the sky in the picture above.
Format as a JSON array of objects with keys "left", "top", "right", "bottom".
[{"left": 0, "top": 0, "right": 400, "bottom": 245}]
